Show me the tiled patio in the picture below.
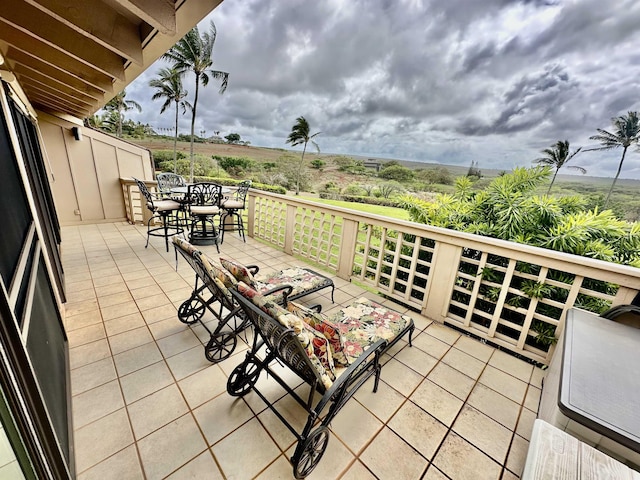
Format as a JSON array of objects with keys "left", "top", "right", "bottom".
[{"left": 63, "top": 222, "right": 544, "bottom": 480}]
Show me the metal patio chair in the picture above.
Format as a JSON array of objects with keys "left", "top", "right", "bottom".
[
  {"left": 219, "top": 180, "right": 251, "bottom": 243},
  {"left": 133, "top": 177, "right": 183, "bottom": 252}
]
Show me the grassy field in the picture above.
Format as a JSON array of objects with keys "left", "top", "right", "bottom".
[{"left": 299, "top": 195, "right": 411, "bottom": 220}]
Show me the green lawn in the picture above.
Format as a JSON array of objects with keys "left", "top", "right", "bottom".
[{"left": 300, "top": 195, "right": 411, "bottom": 221}]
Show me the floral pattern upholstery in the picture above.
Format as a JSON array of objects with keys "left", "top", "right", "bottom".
[
  {"left": 220, "top": 258, "right": 256, "bottom": 286},
  {"left": 236, "top": 282, "right": 335, "bottom": 388},
  {"left": 255, "top": 267, "right": 332, "bottom": 300},
  {"left": 172, "top": 235, "right": 198, "bottom": 256},
  {"left": 198, "top": 254, "right": 238, "bottom": 302}
]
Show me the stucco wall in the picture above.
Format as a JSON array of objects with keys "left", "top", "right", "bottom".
[{"left": 38, "top": 112, "right": 154, "bottom": 225}]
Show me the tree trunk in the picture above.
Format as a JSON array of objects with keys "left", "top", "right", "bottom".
[
  {"left": 296, "top": 142, "right": 307, "bottom": 195},
  {"left": 189, "top": 75, "right": 200, "bottom": 183},
  {"left": 173, "top": 100, "right": 179, "bottom": 174},
  {"left": 547, "top": 170, "right": 559, "bottom": 195},
  {"left": 604, "top": 146, "right": 627, "bottom": 208}
]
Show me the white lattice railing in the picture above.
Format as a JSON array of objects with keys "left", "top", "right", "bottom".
[{"left": 247, "top": 190, "right": 640, "bottom": 364}]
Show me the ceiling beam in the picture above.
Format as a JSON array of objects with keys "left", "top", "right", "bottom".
[
  {"left": 23, "top": 0, "right": 143, "bottom": 65},
  {"left": 27, "top": 91, "right": 91, "bottom": 118},
  {"left": 0, "top": 29, "right": 114, "bottom": 93},
  {"left": 20, "top": 79, "right": 96, "bottom": 109},
  {"left": 111, "top": 0, "right": 176, "bottom": 35},
  {"left": 12, "top": 63, "right": 105, "bottom": 103},
  {"left": 0, "top": 7, "right": 126, "bottom": 80}
]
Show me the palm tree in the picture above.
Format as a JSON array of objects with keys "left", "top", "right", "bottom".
[
  {"left": 286, "top": 116, "right": 320, "bottom": 195},
  {"left": 149, "top": 68, "right": 191, "bottom": 173},
  {"left": 534, "top": 140, "right": 585, "bottom": 194},
  {"left": 163, "top": 21, "right": 229, "bottom": 182},
  {"left": 589, "top": 111, "right": 640, "bottom": 207},
  {"left": 104, "top": 90, "right": 142, "bottom": 138}
]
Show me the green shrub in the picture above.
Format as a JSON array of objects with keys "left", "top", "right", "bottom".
[
  {"left": 378, "top": 165, "right": 414, "bottom": 182},
  {"left": 318, "top": 192, "right": 401, "bottom": 207},
  {"left": 192, "top": 176, "right": 286, "bottom": 194},
  {"left": 342, "top": 183, "right": 367, "bottom": 196},
  {"left": 310, "top": 159, "right": 325, "bottom": 170}
]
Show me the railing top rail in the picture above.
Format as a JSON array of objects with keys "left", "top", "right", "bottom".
[{"left": 249, "top": 189, "right": 640, "bottom": 285}]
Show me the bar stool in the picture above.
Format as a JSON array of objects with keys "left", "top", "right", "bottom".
[
  {"left": 133, "top": 177, "right": 183, "bottom": 252},
  {"left": 188, "top": 182, "right": 223, "bottom": 252},
  {"left": 219, "top": 180, "right": 251, "bottom": 243}
]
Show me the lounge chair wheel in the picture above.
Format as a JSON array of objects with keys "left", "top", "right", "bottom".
[
  {"left": 293, "top": 426, "right": 330, "bottom": 479},
  {"left": 177, "top": 298, "right": 205, "bottom": 324},
  {"left": 227, "top": 359, "right": 260, "bottom": 397},
  {"left": 205, "top": 332, "right": 237, "bottom": 363}
]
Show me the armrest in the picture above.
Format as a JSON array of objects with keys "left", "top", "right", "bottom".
[
  {"left": 261, "top": 284, "right": 293, "bottom": 304},
  {"left": 308, "top": 304, "right": 322, "bottom": 313},
  {"left": 247, "top": 265, "right": 260, "bottom": 275}
]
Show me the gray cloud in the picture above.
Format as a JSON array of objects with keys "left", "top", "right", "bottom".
[{"left": 126, "top": 0, "right": 640, "bottom": 178}]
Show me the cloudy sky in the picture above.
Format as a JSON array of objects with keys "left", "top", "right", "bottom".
[{"left": 126, "top": 0, "right": 640, "bottom": 178}]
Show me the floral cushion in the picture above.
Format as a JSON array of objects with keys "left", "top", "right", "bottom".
[
  {"left": 172, "top": 235, "right": 198, "bottom": 256},
  {"left": 331, "top": 297, "right": 413, "bottom": 365},
  {"left": 220, "top": 258, "right": 256, "bottom": 287},
  {"left": 236, "top": 282, "right": 335, "bottom": 388},
  {"left": 255, "top": 267, "right": 330, "bottom": 299},
  {"left": 198, "top": 254, "right": 237, "bottom": 302},
  {"left": 287, "top": 302, "right": 348, "bottom": 367}
]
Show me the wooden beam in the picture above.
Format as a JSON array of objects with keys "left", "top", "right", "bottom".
[
  {"left": 20, "top": 79, "right": 96, "bottom": 109},
  {"left": 12, "top": 63, "right": 104, "bottom": 103},
  {"left": 7, "top": 48, "right": 108, "bottom": 100},
  {"left": 23, "top": 0, "right": 143, "bottom": 65},
  {"left": 111, "top": 0, "right": 176, "bottom": 35},
  {"left": 26, "top": 91, "right": 91, "bottom": 118},
  {"left": 0, "top": 6, "right": 126, "bottom": 80},
  {"left": 0, "top": 29, "right": 114, "bottom": 93}
]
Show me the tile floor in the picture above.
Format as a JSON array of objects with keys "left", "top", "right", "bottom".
[{"left": 63, "top": 222, "right": 544, "bottom": 480}]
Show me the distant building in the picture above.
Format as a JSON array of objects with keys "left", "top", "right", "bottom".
[{"left": 364, "top": 158, "right": 382, "bottom": 172}]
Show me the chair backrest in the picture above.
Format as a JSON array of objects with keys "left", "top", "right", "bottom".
[
  {"left": 133, "top": 177, "right": 154, "bottom": 210},
  {"left": 230, "top": 287, "right": 323, "bottom": 389},
  {"left": 157, "top": 173, "right": 186, "bottom": 194},
  {"left": 188, "top": 182, "right": 223, "bottom": 207},
  {"left": 234, "top": 180, "right": 251, "bottom": 205},
  {"left": 192, "top": 251, "right": 236, "bottom": 310}
]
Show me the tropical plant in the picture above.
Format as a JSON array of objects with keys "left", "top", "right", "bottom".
[
  {"left": 104, "top": 90, "right": 142, "bottom": 137},
  {"left": 149, "top": 68, "right": 190, "bottom": 173},
  {"left": 286, "top": 116, "right": 320, "bottom": 195},
  {"left": 534, "top": 140, "right": 585, "bottom": 194},
  {"left": 225, "top": 133, "right": 241, "bottom": 144},
  {"left": 163, "top": 21, "right": 229, "bottom": 181},
  {"left": 588, "top": 111, "right": 640, "bottom": 207}
]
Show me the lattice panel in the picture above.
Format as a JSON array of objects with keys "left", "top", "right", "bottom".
[
  {"left": 447, "top": 248, "right": 619, "bottom": 363},
  {"left": 253, "top": 197, "right": 287, "bottom": 248},
  {"left": 292, "top": 208, "right": 341, "bottom": 269},
  {"left": 353, "top": 225, "right": 435, "bottom": 311}
]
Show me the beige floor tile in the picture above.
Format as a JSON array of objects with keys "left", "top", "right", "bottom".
[
  {"left": 453, "top": 335, "right": 495, "bottom": 362},
  {"left": 360, "top": 427, "right": 428, "bottom": 480},
  {"left": 427, "top": 362, "right": 475, "bottom": 400},
  {"left": 423, "top": 466, "right": 449, "bottom": 479},
  {"left": 101, "top": 301, "right": 140, "bottom": 322},
  {"left": 380, "top": 358, "right": 424, "bottom": 396},
  {"left": 128, "top": 384, "right": 189, "bottom": 439},
  {"left": 126, "top": 277, "right": 154, "bottom": 291},
  {"left": 93, "top": 274, "right": 126, "bottom": 288},
  {"left": 515, "top": 408, "right": 536, "bottom": 441},
  {"left": 97, "top": 291, "right": 134, "bottom": 309},
  {"left": 165, "top": 451, "right": 224, "bottom": 480},
  {"left": 478, "top": 365, "right": 528, "bottom": 404},
  {"left": 441, "top": 347, "right": 486, "bottom": 379},
  {"left": 165, "top": 346, "right": 211, "bottom": 380},
  {"left": 148, "top": 317, "right": 189, "bottom": 341},
  {"left": 77, "top": 445, "right": 143, "bottom": 480},
  {"left": 340, "top": 460, "right": 377, "bottom": 480},
  {"left": 66, "top": 299, "right": 100, "bottom": 317},
  {"left": 330, "top": 400, "right": 383, "bottom": 454},
  {"left": 388, "top": 401, "right": 448, "bottom": 460},
  {"left": 524, "top": 385, "right": 541, "bottom": 413},
  {"left": 452, "top": 405, "right": 512, "bottom": 463},
  {"left": 257, "top": 408, "right": 297, "bottom": 450},
  {"left": 489, "top": 349, "right": 534, "bottom": 382},
  {"left": 66, "top": 287, "right": 97, "bottom": 304},
  {"left": 70, "top": 357, "right": 117, "bottom": 395},
  {"left": 410, "top": 379, "right": 464, "bottom": 427},
  {"left": 137, "top": 414, "right": 207, "bottom": 480},
  {"left": 72, "top": 380, "right": 124, "bottom": 429},
  {"left": 108, "top": 326, "right": 153, "bottom": 355},
  {"left": 502, "top": 470, "right": 519, "bottom": 480},
  {"left": 354, "top": 376, "right": 406, "bottom": 423},
  {"left": 178, "top": 365, "right": 228, "bottom": 409},
  {"left": 65, "top": 309, "right": 103, "bottom": 331},
  {"left": 425, "top": 323, "right": 461, "bottom": 344},
  {"left": 120, "top": 360, "right": 174, "bottom": 404},
  {"left": 433, "top": 432, "right": 501, "bottom": 480},
  {"left": 506, "top": 434, "right": 529, "bottom": 477},
  {"left": 466, "top": 383, "right": 521, "bottom": 430},
  {"left": 412, "top": 332, "right": 451, "bottom": 359},
  {"left": 394, "top": 344, "right": 438, "bottom": 376},
  {"left": 142, "top": 304, "right": 178, "bottom": 324},
  {"left": 130, "top": 284, "right": 164, "bottom": 300},
  {"left": 193, "top": 393, "right": 254, "bottom": 446},
  {"left": 70, "top": 339, "right": 111, "bottom": 370},
  {"left": 103, "top": 312, "right": 146, "bottom": 337},
  {"left": 74, "top": 409, "right": 134, "bottom": 474},
  {"left": 113, "top": 342, "right": 163, "bottom": 377},
  {"left": 213, "top": 418, "right": 280, "bottom": 479},
  {"left": 157, "top": 329, "right": 201, "bottom": 358},
  {"left": 254, "top": 455, "right": 296, "bottom": 479},
  {"left": 94, "top": 281, "right": 128, "bottom": 298},
  {"left": 530, "top": 366, "right": 545, "bottom": 388},
  {"left": 135, "top": 293, "right": 171, "bottom": 312},
  {"left": 67, "top": 323, "right": 106, "bottom": 347}
]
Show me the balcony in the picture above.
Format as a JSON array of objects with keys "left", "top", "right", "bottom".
[{"left": 64, "top": 219, "right": 544, "bottom": 479}]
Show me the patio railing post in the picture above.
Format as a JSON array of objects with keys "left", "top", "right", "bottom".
[
  {"left": 337, "top": 218, "right": 359, "bottom": 280},
  {"left": 247, "top": 194, "right": 255, "bottom": 239},
  {"left": 422, "top": 242, "right": 462, "bottom": 323},
  {"left": 284, "top": 204, "right": 296, "bottom": 255}
]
